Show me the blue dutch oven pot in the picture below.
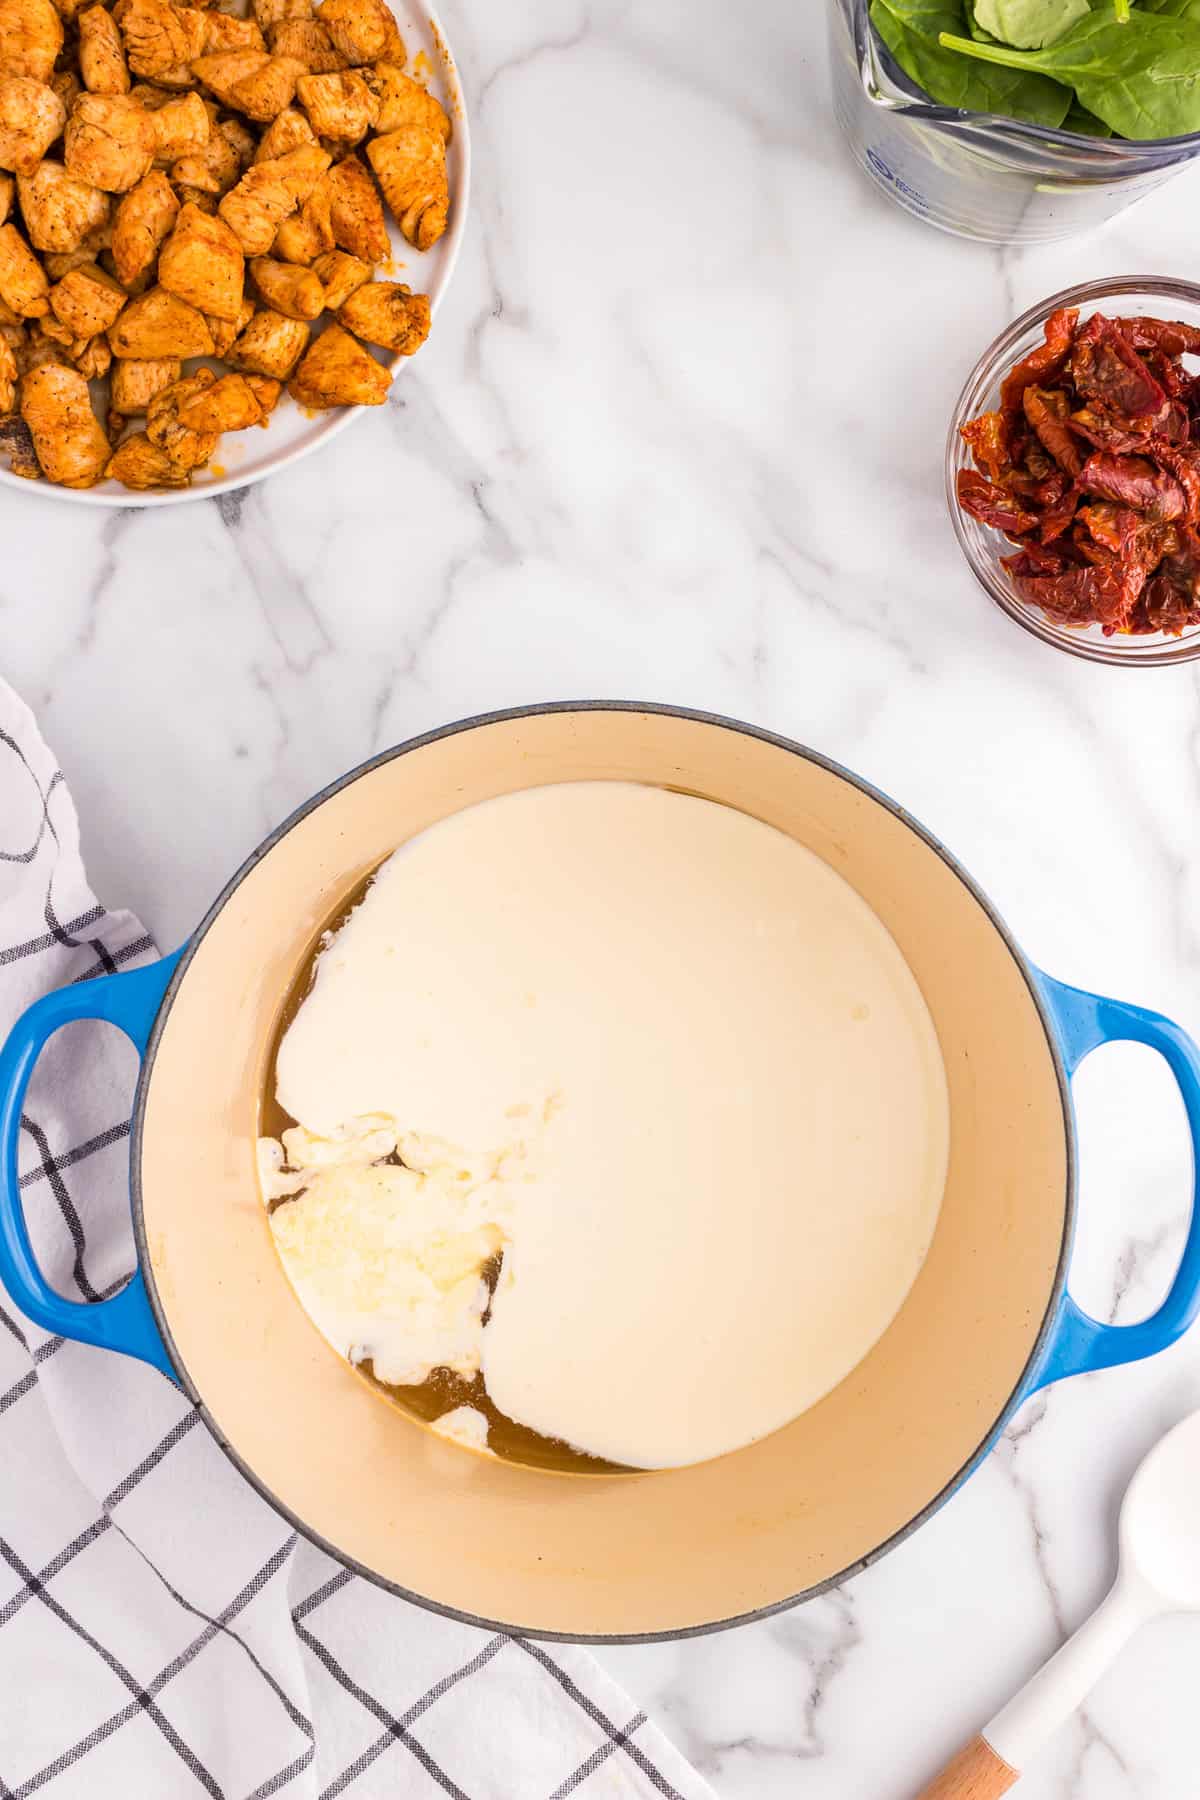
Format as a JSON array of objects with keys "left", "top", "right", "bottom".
[{"left": 0, "top": 704, "right": 1196, "bottom": 1640}]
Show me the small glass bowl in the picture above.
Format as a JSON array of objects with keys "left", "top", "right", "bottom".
[{"left": 946, "top": 277, "right": 1200, "bottom": 667}]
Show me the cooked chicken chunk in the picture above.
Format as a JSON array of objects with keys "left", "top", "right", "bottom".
[
  {"left": 218, "top": 113, "right": 255, "bottom": 162},
  {"left": 317, "top": 0, "right": 401, "bottom": 67},
  {"left": 157, "top": 199, "right": 242, "bottom": 317},
  {"left": 271, "top": 173, "right": 329, "bottom": 261},
  {"left": 325, "top": 150, "right": 384, "bottom": 261},
  {"left": 366, "top": 124, "right": 445, "bottom": 249},
  {"left": 170, "top": 127, "right": 239, "bottom": 196},
  {"left": 77, "top": 6, "right": 129, "bottom": 94},
  {"left": 244, "top": 369, "right": 278, "bottom": 410},
  {"left": 109, "top": 346, "right": 176, "bottom": 408},
  {"left": 369, "top": 64, "right": 449, "bottom": 139},
  {"left": 200, "top": 13, "right": 264, "bottom": 53},
  {"left": 249, "top": 251, "right": 319, "bottom": 318},
  {"left": 337, "top": 278, "right": 425, "bottom": 352},
  {"left": 20, "top": 359, "right": 108, "bottom": 482},
  {"left": 0, "top": 219, "right": 46, "bottom": 311},
  {"left": 176, "top": 366, "right": 266, "bottom": 430},
  {"left": 254, "top": 0, "right": 310, "bottom": 29},
  {"left": 64, "top": 93, "right": 156, "bottom": 190},
  {"left": 295, "top": 68, "right": 375, "bottom": 142},
  {"left": 192, "top": 48, "right": 301, "bottom": 121},
  {"left": 110, "top": 164, "right": 175, "bottom": 282},
  {"left": 0, "top": 0, "right": 62, "bottom": 84},
  {"left": 253, "top": 102, "right": 313, "bottom": 161},
  {"left": 113, "top": 0, "right": 204, "bottom": 78},
  {"left": 226, "top": 301, "right": 304, "bottom": 375},
  {"left": 48, "top": 256, "right": 124, "bottom": 333},
  {"left": 311, "top": 243, "right": 364, "bottom": 308},
  {"left": 106, "top": 428, "right": 189, "bottom": 486},
  {"left": 107, "top": 280, "right": 212, "bottom": 353},
  {"left": 268, "top": 18, "right": 342, "bottom": 71},
  {"left": 128, "top": 79, "right": 173, "bottom": 109},
  {"left": 73, "top": 329, "right": 108, "bottom": 375},
  {"left": 0, "top": 327, "right": 15, "bottom": 408},
  {"left": 0, "top": 76, "right": 64, "bottom": 175},
  {"left": 145, "top": 363, "right": 216, "bottom": 466},
  {"left": 18, "top": 158, "right": 109, "bottom": 249},
  {"left": 287, "top": 317, "right": 385, "bottom": 406},
  {"left": 150, "top": 89, "right": 207, "bottom": 161},
  {"left": 202, "top": 288, "right": 251, "bottom": 352},
  {"left": 49, "top": 69, "right": 81, "bottom": 111},
  {"left": 218, "top": 139, "right": 327, "bottom": 253},
  {"left": 0, "top": 169, "right": 10, "bottom": 221}
]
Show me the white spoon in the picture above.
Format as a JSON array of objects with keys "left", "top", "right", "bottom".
[{"left": 917, "top": 1408, "right": 1200, "bottom": 1797}]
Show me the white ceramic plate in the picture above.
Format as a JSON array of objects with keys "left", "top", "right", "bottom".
[{"left": 0, "top": 2, "right": 470, "bottom": 507}]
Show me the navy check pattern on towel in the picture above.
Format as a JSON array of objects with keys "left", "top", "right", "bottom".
[{"left": 0, "top": 682, "right": 715, "bottom": 1800}]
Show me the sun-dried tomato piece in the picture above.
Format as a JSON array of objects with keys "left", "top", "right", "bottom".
[
  {"left": 1078, "top": 451, "right": 1186, "bottom": 521},
  {"left": 1147, "top": 438, "right": 1200, "bottom": 524},
  {"left": 1115, "top": 316, "right": 1200, "bottom": 358},
  {"left": 1000, "top": 307, "right": 1079, "bottom": 420},
  {"left": 956, "top": 470, "right": 1038, "bottom": 540},
  {"left": 960, "top": 410, "right": 1012, "bottom": 485},
  {"left": 1006, "top": 562, "right": 1133, "bottom": 631},
  {"left": 1070, "top": 323, "right": 1167, "bottom": 428},
  {"left": 1023, "top": 386, "right": 1083, "bottom": 477}
]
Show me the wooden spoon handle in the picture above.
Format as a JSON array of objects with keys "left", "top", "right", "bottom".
[{"left": 914, "top": 1735, "right": 1018, "bottom": 1798}]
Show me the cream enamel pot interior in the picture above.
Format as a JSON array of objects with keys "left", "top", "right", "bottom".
[{"left": 2, "top": 703, "right": 1200, "bottom": 1643}]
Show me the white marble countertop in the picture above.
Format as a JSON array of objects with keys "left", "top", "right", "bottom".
[{"left": 4, "top": 1, "right": 1200, "bottom": 1794}]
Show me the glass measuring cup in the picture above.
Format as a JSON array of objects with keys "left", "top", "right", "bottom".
[{"left": 828, "top": 0, "right": 1200, "bottom": 243}]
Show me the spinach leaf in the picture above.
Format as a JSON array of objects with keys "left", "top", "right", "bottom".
[
  {"left": 1063, "top": 94, "right": 1115, "bottom": 128},
  {"left": 973, "top": 0, "right": 1090, "bottom": 45},
  {"left": 872, "top": 0, "right": 1076, "bottom": 122},
  {"left": 1137, "top": 0, "right": 1200, "bottom": 15},
  {"left": 939, "top": 10, "right": 1200, "bottom": 135}
]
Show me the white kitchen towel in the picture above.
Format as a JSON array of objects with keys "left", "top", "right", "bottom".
[{"left": 0, "top": 677, "right": 714, "bottom": 1800}]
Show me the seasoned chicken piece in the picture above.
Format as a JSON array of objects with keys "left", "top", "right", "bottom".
[
  {"left": 145, "top": 363, "right": 216, "bottom": 467},
  {"left": 254, "top": 0, "right": 309, "bottom": 29},
  {"left": 0, "top": 327, "right": 15, "bottom": 408},
  {"left": 73, "top": 329, "right": 108, "bottom": 376},
  {"left": 271, "top": 173, "right": 329, "bottom": 261},
  {"left": 317, "top": 0, "right": 401, "bottom": 67},
  {"left": 202, "top": 288, "right": 251, "bottom": 353},
  {"left": 218, "top": 140, "right": 327, "bottom": 253},
  {"left": 128, "top": 78, "right": 173, "bottom": 107},
  {"left": 176, "top": 366, "right": 266, "bottom": 430},
  {"left": 254, "top": 103, "right": 313, "bottom": 161},
  {"left": 109, "top": 346, "right": 176, "bottom": 408},
  {"left": 0, "top": 76, "right": 64, "bottom": 174},
  {"left": 106, "top": 427, "right": 188, "bottom": 486},
  {"left": 368, "top": 63, "right": 448, "bottom": 139},
  {"left": 0, "top": 0, "right": 62, "bottom": 83},
  {"left": 48, "top": 256, "right": 125, "bottom": 333},
  {"left": 201, "top": 12, "right": 264, "bottom": 52},
  {"left": 113, "top": 0, "right": 204, "bottom": 76},
  {"left": 150, "top": 89, "right": 206, "bottom": 160},
  {"left": 0, "top": 407, "right": 38, "bottom": 472},
  {"left": 337, "top": 278, "right": 425, "bottom": 353},
  {"left": 218, "top": 113, "right": 254, "bottom": 162},
  {"left": 249, "top": 252, "right": 319, "bottom": 318},
  {"left": 0, "top": 168, "right": 11, "bottom": 220},
  {"left": 0, "top": 220, "right": 46, "bottom": 311},
  {"left": 65, "top": 93, "right": 156, "bottom": 190},
  {"left": 77, "top": 6, "right": 129, "bottom": 93},
  {"left": 325, "top": 150, "right": 384, "bottom": 261},
  {"left": 157, "top": 196, "right": 241, "bottom": 317},
  {"left": 49, "top": 68, "right": 80, "bottom": 111},
  {"left": 244, "top": 369, "right": 278, "bottom": 411},
  {"left": 20, "top": 360, "right": 108, "bottom": 482},
  {"left": 366, "top": 124, "right": 445, "bottom": 250},
  {"left": 110, "top": 164, "right": 175, "bottom": 282},
  {"left": 226, "top": 302, "right": 304, "bottom": 376},
  {"left": 19, "top": 159, "right": 109, "bottom": 249},
  {"left": 192, "top": 48, "right": 301, "bottom": 121},
  {"left": 15, "top": 315, "right": 66, "bottom": 366},
  {"left": 170, "top": 129, "right": 238, "bottom": 195},
  {"left": 268, "top": 17, "right": 341, "bottom": 71},
  {"left": 288, "top": 318, "right": 385, "bottom": 406},
  {"left": 107, "top": 280, "right": 212, "bottom": 353},
  {"left": 311, "top": 243, "right": 364, "bottom": 308},
  {"left": 295, "top": 69, "right": 374, "bottom": 143}
]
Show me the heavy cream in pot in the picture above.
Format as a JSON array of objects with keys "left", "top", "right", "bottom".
[{"left": 257, "top": 782, "right": 950, "bottom": 1470}]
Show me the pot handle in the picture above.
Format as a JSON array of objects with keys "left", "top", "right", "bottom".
[
  {"left": 0, "top": 951, "right": 183, "bottom": 1379},
  {"left": 1032, "top": 970, "right": 1200, "bottom": 1390}
]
